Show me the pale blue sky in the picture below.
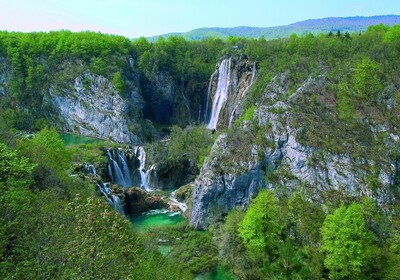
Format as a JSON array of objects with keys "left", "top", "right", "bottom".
[{"left": 0, "top": 0, "right": 398, "bottom": 38}]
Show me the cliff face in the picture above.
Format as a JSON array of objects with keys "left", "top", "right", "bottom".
[
  {"left": 190, "top": 72, "right": 398, "bottom": 229},
  {"left": 50, "top": 70, "right": 142, "bottom": 144},
  {"left": 0, "top": 58, "right": 10, "bottom": 96}
]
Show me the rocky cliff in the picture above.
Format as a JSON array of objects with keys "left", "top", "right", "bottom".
[
  {"left": 51, "top": 70, "right": 142, "bottom": 143},
  {"left": 190, "top": 72, "right": 399, "bottom": 229},
  {"left": 0, "top": 58, "right": 10, "bottom": 96}
]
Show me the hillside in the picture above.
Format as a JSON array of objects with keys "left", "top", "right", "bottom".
[
  {"left": 1, "top": 26, "right": 400, "bottom": 279},
  {"left": 146, "top": 15, "right": 400, "bottom": 41}
]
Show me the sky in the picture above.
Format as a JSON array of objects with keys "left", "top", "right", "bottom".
[{"left": 0, "top": 0, "right": 399, "bottom": 38}]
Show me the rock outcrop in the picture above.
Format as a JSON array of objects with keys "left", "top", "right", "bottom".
[
  {"left": 123, "top": 187, "right": 168, "bottom": 216},
  {"left": 190, "top": 73, "right": 398, "bottom": 229},
  {"left": 51, "top": 71, "right": 142, "bottom": 144},
  {"left": 153, "top": 158, "right": 199, "bottom": 190},
  {"left": 0, "top": 58, "right": 10, "bottom": 96}
]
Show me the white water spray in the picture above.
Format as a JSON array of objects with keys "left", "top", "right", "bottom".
[
  {"left": 207, "top": 58, "right": 232, "bottom": 130},
  {"left": 134, "top": 146, "right": 154, "bottom": 191}
]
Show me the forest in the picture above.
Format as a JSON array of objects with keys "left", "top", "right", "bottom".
[{"left": 0, "top": 25, "right": 400, "bottom": 279}]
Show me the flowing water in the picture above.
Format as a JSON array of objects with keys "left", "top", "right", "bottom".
[
  {"left": 207, "top": 58, "right": 231, "bottom": 130},
  {"left": 130, "top": 209, "right": 184, "bottom": 232},
  {"left": 107, "top": 149, "right": 132, "bottom": 187},
  {"left": 85, "top": 164, "right": 125, "bottom": 215}
]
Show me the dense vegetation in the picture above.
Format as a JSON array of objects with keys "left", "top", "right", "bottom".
[
  {"left": 0, "top": 129, "right": 192, "bottom": 279},
  {"left": 1, "top": 24, "right": 400, "bottom": 279}
]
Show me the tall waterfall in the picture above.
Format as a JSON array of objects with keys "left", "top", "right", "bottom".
[
  {"left": 207, "top": 58, "right": 232, "bottom": 130},
  {"left": 107, "top": 149, "right": 132, "bottom": 187},
  {"left": 85, "top": 164, "right": 125, "bottom": 215},
  {"left": 133, "top": 146, "right": 155, "bottom": 191}
]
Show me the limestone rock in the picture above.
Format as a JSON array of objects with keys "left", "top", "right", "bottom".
[
  {"left": 190, "top": 73, "right": 397, "bottom": 229},
  {"left": 51, "top": 71, "right": 141, "bottom": 144}
]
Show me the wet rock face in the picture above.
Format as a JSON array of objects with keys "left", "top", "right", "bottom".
[
  {"left": 154, "top": 158, "right": 199, "bottom": 190},
  {"left": 141, "top": 72, "right": 175, "bottom": 124},
  {"left": 122, "top": 187, "right": 168, "bottom": 216},
  {"left": 51, "top": 71, "right": 142, "bottom": 144},
  {"left": 190, "top": 73, "right": 397, "bottom": 230}
]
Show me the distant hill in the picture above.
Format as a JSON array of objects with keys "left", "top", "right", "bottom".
[{"left": 146, "top": 15, "right": 400, "bottom": 41}]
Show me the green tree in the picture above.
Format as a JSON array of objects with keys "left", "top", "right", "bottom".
[
  {"left": 17, "top": 128, "right": 72, "bottom": 191},
  {"left": 353, "top": 58, "right": 384, "bottom": 100},
  {"left": 264, "top": 238, "right": 311, "bottom": 280},
  {"left": 112, "top": 71, "right": 125, "bottom": 95},
  {"left": 238, "top": 190, "right": 282, "bottom": 257},
  {"left": 321, "top": 203, "right": 375, "bottom": 280},
  {"left": 0, "top": 143, "right": 36, "bottom": 272}
]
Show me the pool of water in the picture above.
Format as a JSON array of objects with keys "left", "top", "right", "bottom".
[
  {"left": 131, "top": 210, "right": 236, "bottom": 280},
  {"left": 60, "top": 133, "right": 103, "bottom": 146},
  {"left": 130, "top": 209, "right": 184, "bottom": 232}
]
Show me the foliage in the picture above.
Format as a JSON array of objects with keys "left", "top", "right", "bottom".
[
  {"left": 17, "top": 128, "right": 72, "bottom": 192},
  {"left": 353, "top": 58, "right": 384, "bottom": 100},
  {"left": 147, "top": 125, "right": 215, "bottom": 170},
  {"left": 215, "top": 207, "right": 261, "bottom": 279},
  {"left": 112, "top": 71, "right": 125, "bottom": 95},
  {"left": 288, "top": 192, "right": 326, "bottom": 246},
  {"left": 0, "top": 143, "right": 36, "bottom": 264},
  {"left": 321, "top": 203, "right": 375, "bottom": 280},
  {"left": 1, "top": 25, "right": 400, "bottom": 280},
  {"left": 146, "top": 222, "right": 218, "bottom": 275},
  {"left": 238, "top": 190, "right": 282, "bottom": 257}
]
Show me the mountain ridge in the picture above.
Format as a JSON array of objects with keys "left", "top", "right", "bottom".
[{"left": 146, "top": 14, "right": 400, "bottom": 41}]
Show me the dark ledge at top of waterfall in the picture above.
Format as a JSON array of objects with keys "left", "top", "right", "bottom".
[{"left": 204, "top": 55, "right": 256, "bottom": 130}]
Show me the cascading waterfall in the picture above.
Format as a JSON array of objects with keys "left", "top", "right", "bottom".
[
  {"left": 107, "top": 149, "right": 132, "bottom": 187},
  {"left": 169, "top": 190, "right": 188, "bottom": 213},
  {"left": 134, "top": 146, "right": 154, "bottom": 191},
  {"left": 228, "top": 61, "right": 257, "bottom": 127},
  {"left": 106, "top": 147, "right": 156, "bottom": 191},
  {"left": 207, "top": 58, "right": 232, "bottom": 130},
  {"left": 85, "top": 164, "right": 125, "bottom": 215}
]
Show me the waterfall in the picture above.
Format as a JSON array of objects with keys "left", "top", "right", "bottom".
[
  {"left": 169, "top": 191, "right": 188, "bottom": 213},
  {"left": 107, "top": 149, "right": 132, "bottom": 187},
  {"left": 111, "top": 195, "right": 124, "bottom": 214},
  {"left": 85, "top": 164, "right": 97, "bottom": 175},
  {"left": 207, "top": 58, "right": 232, "bottom": 130},
  {"left": 85, "top": 164, "right": 125, "bottom": 215},
  {"left": 134, "top": 146, "right": 154, "bottom": 191},
  {"left": 204, "top": 70, "right": 217, "bottom": 123},
  {"left": 228, "top": 61, "right": 256, "bottom": 127}
]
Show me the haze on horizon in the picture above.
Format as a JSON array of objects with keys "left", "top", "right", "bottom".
[{"left": 1, "top": 0, "right": 399, "bottom": 38}]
